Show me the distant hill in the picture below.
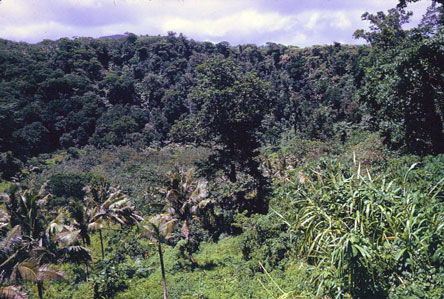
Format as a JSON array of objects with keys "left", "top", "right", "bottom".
[{"left": 99, "top": 33, "right": 128, "bottom": 39}]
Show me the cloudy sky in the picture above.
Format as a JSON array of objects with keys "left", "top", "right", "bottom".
[{"left": 0, "top": 0, "right": 431, "bottom": 47}]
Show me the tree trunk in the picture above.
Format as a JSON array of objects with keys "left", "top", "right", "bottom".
[
  {"left": 37, "top": 282, "right": 43, "bottom": 299},
  {"left": 229, "top": 162, "right": 237, "bottom": 183},
  {"left": 81, "top": 236, "right": 90, "bottom": 282},
  {"left": 84, "top": 261, "right": 89, "bottom": 282},
  {"left": 189, "top": 252, "right": 196, "bottom": 265},
  {"left": 99, "top": 229, "right": 105, "bottom": 260},
  {"left": 158, "top": 242, "right": 168, "bottom": 299}
]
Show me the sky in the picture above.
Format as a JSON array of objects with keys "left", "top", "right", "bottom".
[{"left": 0, "top": 0, "right": 432, "bottom": 47}]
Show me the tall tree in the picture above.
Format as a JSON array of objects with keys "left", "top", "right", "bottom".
[
  {"left": 355, "top": 6, "right": 444, "bottom": 154},
  {"left": 189, "top": 58, "right": 270, "bottom": 183},
  {"left": 188, "top": 58, "right": 271, "bottom": 214}
]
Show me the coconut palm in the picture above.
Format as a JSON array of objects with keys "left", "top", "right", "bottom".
[
  {"left": 140, "top": 214, "right": 176, "bottom": 299},
  {"left": 0, "top": 183, "right": 49, "bottom": 246}
]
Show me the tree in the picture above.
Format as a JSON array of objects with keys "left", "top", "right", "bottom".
[
  {"left": 140, "top": 214, "right": 175, "bottom": 299},
  {"left": 162, "top": 169, "right": 213, "bottom": 263},
  {"left": 398, "top": 0, "right": 444, "bottom": 8},
  {"left": 84, "top": 179, "right": 143, "bottom": 260},
  {"left": 189, "top": 58, "right": 270, "bottom": 213},
  {"left": 355, "top": 7, "right": 444, "bottom": 154},
  {"left": 0, "top": 184, "right": 65, "bottom": 299},
  {"left": 0, "top": 183, "right": 49, "bottom": 250},
  {"left": 0, "top": 285, "right": 27, "bottom": 299},
  {"left": 7, "top": 258, "right": 65, "bottom": 299},
  {"left": 46, "top": 210, "right": 92, "bottom": 282}
]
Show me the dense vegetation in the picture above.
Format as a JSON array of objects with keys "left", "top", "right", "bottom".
[{"left": 1, "top": 0, "right": 444, "bottom": 298}]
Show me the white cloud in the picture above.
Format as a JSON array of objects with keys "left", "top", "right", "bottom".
[
  {"left": 0, "top": 0, "right": 434, "bottom": 46},
  {"left": 161, "top": 10, "right": 292, "bottom": 38},
  {"left": 305, "top": 12, "right": 320, "bottom": 30},
  {"left": 329, "top": 11, "right": 352, "bottom": 29}
]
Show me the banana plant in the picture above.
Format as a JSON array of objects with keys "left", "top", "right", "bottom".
[{"left": 140, "top": 214, "right": 176, "bottom": 299}]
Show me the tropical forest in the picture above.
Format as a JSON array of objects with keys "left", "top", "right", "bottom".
[{"left": 0, "top": 0, "right": 444, "bottom": 298}]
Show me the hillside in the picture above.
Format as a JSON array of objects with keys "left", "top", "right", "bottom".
[{"left": 1, "top": 1, "right": 444, "bottom": 298}]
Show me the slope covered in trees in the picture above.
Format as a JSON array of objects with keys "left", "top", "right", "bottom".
[
  {"left": 0, "top": 33, "right": 366, "bottom": 169},
  {"left": 1, "top": 1, "right": 444, "bottom": 298}
]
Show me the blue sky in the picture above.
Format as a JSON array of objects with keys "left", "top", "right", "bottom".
[{"left": 0, "top": 0, "right": 431, "bottom": 47}]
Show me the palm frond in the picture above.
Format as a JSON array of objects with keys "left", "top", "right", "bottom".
[
  {"left": 15, "top": 259, "right": 38, "bottom": 282},
  {"left": 56, "top": 228, "right": 81, "bottom": 247},
  {"left": 1, "top": 226, "right": 21, "bottom": 250},
  {"left": 0, "top": 285, "right": 28, "bottom": 299},
  {"left": 37, "top": 265, "right": 65, "bottom": 281}
]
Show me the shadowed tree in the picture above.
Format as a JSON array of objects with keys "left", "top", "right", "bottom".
[
  {"left": 355, "top": 6, "right": 444, "bottom": 154},
  {"left": 188, "top": 57, "right": 271, "bottom": 214}
]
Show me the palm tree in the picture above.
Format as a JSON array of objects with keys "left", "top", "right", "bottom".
[
  {"left": 1, "top": 183, "right": 49, "bottom": 246},
  {"left": 0, "top": 184, "right": 65, "bottom": 299},
  {"left": 84, "top": 180, "right": 143, "bottom": 260},
  {"left": 46, "top": 210, "right": 92, "bottom": 281},
  {"left": 140, "top": 214, "right": 176, "bottom": 299},
  {"left": 163, "top": 169, "right": 212, "bottom": 263},
  {"left": 1, "top": 184, "right": 51, "bottom": 279},
  {"left": 0, "top": 207, "right": 10, "bottom": 235},
  {"left": 8, "top": 258, "right": 65, "bottom": 299}
]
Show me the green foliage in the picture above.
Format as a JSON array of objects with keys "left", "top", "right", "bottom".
[
  {"left": 239, "top": 213, "right": 291, "bottom": 271},
  {"left": 115, "top": 236, "right": 307, "bottom": 299},
  {"left": 0, "top": 33, "right": 368, "bottom": 166},
  {"left": 189, "top": 58, "right": 270, "bottom": 183},
  {"left": 92, "top": 260, "right": 128, "bottom": 299},
  {"left": 356, "top": 6, "right": 444, "bottom": 155},
  {"left": 272, "top": 155, "right": 444, "bottom": 298},
  {"left": 32, "top": 145, "right": 210, "bottom": 215},
  {"left": 0, "top": 152, "right": 22, "bottom": 180},
  {"left": 1, "top": 3, "right": 444, "bottom": 298}
]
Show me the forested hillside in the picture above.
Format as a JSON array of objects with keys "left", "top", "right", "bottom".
[
  {"left": 0, "top": 32, "right": 366, "bottom": 167},
  {"left": 1, "top": 1, "right": 444, "bottom": 298}
]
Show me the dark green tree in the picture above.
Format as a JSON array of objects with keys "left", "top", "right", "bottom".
[
  {"left": 191, "top": 59, "right": 268, "bottom": 177},
  {"left": 189, "top": 57, "right": 271, "bottom": 213},
  {"left": 355, "top": 6, "right": 444, "bottom": 154}
]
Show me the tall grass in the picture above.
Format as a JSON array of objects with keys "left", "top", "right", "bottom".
[{"left": 273, "top": 155, "right": 444, "bottom": 298}]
